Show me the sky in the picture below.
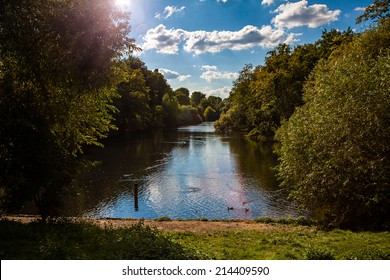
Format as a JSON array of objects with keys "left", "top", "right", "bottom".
[{"left": 116, "top": 0, "right": 373, "bottom": 98}]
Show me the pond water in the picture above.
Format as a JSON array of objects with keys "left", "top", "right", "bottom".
[{"left": 65, "top": 122, "right": 302, "bottom": 219}]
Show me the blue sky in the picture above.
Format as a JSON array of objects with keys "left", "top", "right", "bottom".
[{"left": 116, "top": 0, "right": 373, "bottom": 98}]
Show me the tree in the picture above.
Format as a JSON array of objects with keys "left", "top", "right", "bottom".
[
  {"left": 190, "top": 91, "right": 206, "bottom": 107},
  {"left": 0, "top": 0, "right": 138, "bottom": 219},
  {"left": 174, "top": 87, "right": 191, "bottom": 106},
  {"left": 275, "top": 28, "right": 390, "bottom": 229},
  {"left": 162, "top": 92, "right": 180, "bottom": 125},
  {"left": 356, "top": 0, "right": 390, "bottom": 26},
  {"left": 114, "top": 68, "right": 152, "bottom": 132},
  {"left": 204, "top": 106, "right": 217, "bottom": 121},
  {"left": 215, "top": 29, "right": 354, "bottom": 141},
  {"left": 316, "top": 28, "right": 355, "bottom": 59},
  {"left": 177, "top": 105, "right": 202, "bottom": 125},
  {"left": 214, "top": 64, "right": 254, "bottom": 132}
]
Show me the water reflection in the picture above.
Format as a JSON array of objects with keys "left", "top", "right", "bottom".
[{"left": 66, "top": 122, "right": 302, "bottom": 219}]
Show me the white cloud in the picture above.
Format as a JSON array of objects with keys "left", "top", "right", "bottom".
[
  {"left": 141, "top": 24, "right": 188, "bottom": 54},
  {"left": 272, "top": 0, "right": 341, "bottom": 29},
  {"left": 284, "top": 32, "right": 302, "bottom": 45},
  {"left": 159, "top": 68, "right": 191, "bottom": 81},
  {"left": 204, "top": 86, "right": 232, "bottom": 99},
  {"left": 184, "top": 25, "right": 285, "bottom": 55},
  {"left": 155, "top": 5, "right": 185, "bottom": 19},
  {"left": 142, "top": 24, "right": 289, "bottom": 55},
  {"left": 184, "top": 25, "right": 287, "bottom": 55},
  {"left": 261, "top": 0, "right": 275, "bottom": 6},
  {"left": 201, "top": 65, "right": 218, "bottom": 70},
  {"left": 217, "top": 0, "right": 229, "bottom": 3},
  {"left": 354, "top": 7, "right": 366, "bottom": 12},
  {"left": 201, "top": 70, "right": 239, "bottom": 82}
]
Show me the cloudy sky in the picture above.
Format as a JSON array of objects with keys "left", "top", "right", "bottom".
[{"left": 117, "top": 0, "right": 372, "bottom": 98}]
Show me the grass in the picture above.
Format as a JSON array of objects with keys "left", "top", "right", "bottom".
[
  {"left": 0, "top": 219, "right": 206, "bottom": 260},
  {"left": 166, "top": 226, "right": 390, "bottom": 260},
  {"left": 1, "top": 218, "right": 389, "bottom": 260}
]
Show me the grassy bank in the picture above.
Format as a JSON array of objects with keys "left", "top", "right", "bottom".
[
  {"left": 168, "top": 227, "right": 390, "bottom": 260},
  {"left": 0, "top": 219, "right": 205, "bottom": 260},
  {"left": 1, "top": 218, "right": 389, "bottom": 260}
]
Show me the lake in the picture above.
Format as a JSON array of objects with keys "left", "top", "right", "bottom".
[{"left": 65, "top": 122, "right": 303, "bottom": 219}]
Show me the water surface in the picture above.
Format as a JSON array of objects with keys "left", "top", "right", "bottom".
[{"left": 67, "top": 122, "right": 301, "bottom": 219}]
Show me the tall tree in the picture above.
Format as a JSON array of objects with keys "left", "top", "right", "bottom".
[
  {"left": 356, "top": 0, "right": 390, "bottom": 25},
  {"left": 215, "top": 29, "right": 354, "bottom": 141},
  {"left": 190, "top": 91, "right": 206, "bottom": 107},
  {"left": 174, "top": 87, "right": 191, "bottom": 106},
  {"left": 0, "top": 0, "right": 138, "bottom": 218},
  {"left": 275, "top": 27, "right": 390, "bottom": 229}
]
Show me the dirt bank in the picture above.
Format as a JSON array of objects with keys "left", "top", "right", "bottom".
[{"left": 2, "top": 215, "right": 306, "bottom": 233}]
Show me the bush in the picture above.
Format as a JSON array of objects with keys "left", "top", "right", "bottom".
[{"left": 275, "top": 27, "right": 390, "bottom": 229}]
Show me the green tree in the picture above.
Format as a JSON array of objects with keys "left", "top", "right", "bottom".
[
  {"left": 216, "top": 30, "right": 354, "bottom": 141},
  {"left": 275, "top": 28, "right": 390, "bottom": 229},
  {"left": 177, "top": 105, "right": 202, "bottom": 125},
  {"left": 174, "top": 87, "right": 191, "bottom": 106},
  {"left": 204, "top": 106, "right": 217, "bottom": 121},
  {"left": 162, "top": 92, "right": 180, "bottom": 125},
  {"left": 114, "top": 68, "right": 152, "bottom": 132},
  {"left": 114, "top": 57, "right": 173, "bottom": 129},
  {"left": 190, "top": 91, "right": 206, "bottom": 107},
  {"left": 147, "top": 69, "right": 172, "bottom": 109},
  {"left": 0, "top": 0, "right": 138, "bottom": 219},
  {"left": 356, "top": 0, "right": 390, "bottom": 26},
  {"left": 214, "top": 64, "right": 254, "bottom": 132}
]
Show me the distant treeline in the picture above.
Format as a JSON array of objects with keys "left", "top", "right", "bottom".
[{"left": 112, "top": 56, "right": 223, "bottom": 134}]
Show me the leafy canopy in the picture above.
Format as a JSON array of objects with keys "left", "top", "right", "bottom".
[
  {"left": 0, "top": 0, "right": 138, "bottom": 218},
  {"left": 275, "top": 26, "right": 390, "bottom": 229}
]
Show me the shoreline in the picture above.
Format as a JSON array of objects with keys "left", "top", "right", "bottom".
[{"left": 1, "top": 214, "right": 313, "bottom": 233}]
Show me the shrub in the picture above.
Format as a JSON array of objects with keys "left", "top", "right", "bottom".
[
  {"left": 275, "top": 27, "right": 390, "bottom": 229},
  {"left": 0, "top": 220, "right": 205, "bottom": 259}
]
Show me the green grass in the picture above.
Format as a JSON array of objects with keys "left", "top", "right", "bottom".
[
  {"left": 0, "top": 219, "right": 206, "bottom": 260},
  {"left": 1, "top": 219, "right": 389, "bottom": 260},
  {"left": 166, "top": 226, "right": 390, "bottom": 260}
]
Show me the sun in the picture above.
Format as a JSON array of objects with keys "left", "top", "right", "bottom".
[{"left": 114, "top": 0, "right": 130, "bottom": 9}]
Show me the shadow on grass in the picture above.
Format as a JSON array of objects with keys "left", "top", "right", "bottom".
[{"left": 0, "top": 219, "right": 207, "bottom": 260}]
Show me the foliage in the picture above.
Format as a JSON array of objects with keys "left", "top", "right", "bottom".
[
  {"left": 215, "top": 30, "right": 354, "bottom": 141},
  {"left": 204, "top": 106, "right": 217, "bottom": 121},
  {"left": 191, "top": 91, "right": 206, "bottom": 107},
  {"left": 0, "top": 0, "right": 138, "bottom": 218},
  {"left": 275, "top": 27, "right": 390, "bottom": 229},
  {"left": 356, "top": 0, "right": 390, "bottom": 26},
  {"left": 177, "top": 105, "right": 202, "bottom": 126},
  {"left": 162, "top": 91, "right": 180, "bottom": 126},
  {"left": 114, "top": 67, "right": 152, "bottom": 132},
  {"left": 0, "top": 219, "right": 205, "bottom": 259},
  {"left": 174, "top": 87, "right": 191, "bottom": 106},
  {"left": 214, "top": 64, "right": 253, "bottom": 132}
]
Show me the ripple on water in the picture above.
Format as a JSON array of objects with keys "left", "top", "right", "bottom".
[{"left": 79, "top": 123, "right": 305, "bottom": 219}]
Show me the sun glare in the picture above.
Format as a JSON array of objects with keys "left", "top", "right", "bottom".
[{"left": 114, "top": 0, "right": 130, "bottom": 9}]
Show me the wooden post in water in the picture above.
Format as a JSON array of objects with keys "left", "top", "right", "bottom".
[{"left": 133, "top": 184, "right": 139, "bottom": 211}]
